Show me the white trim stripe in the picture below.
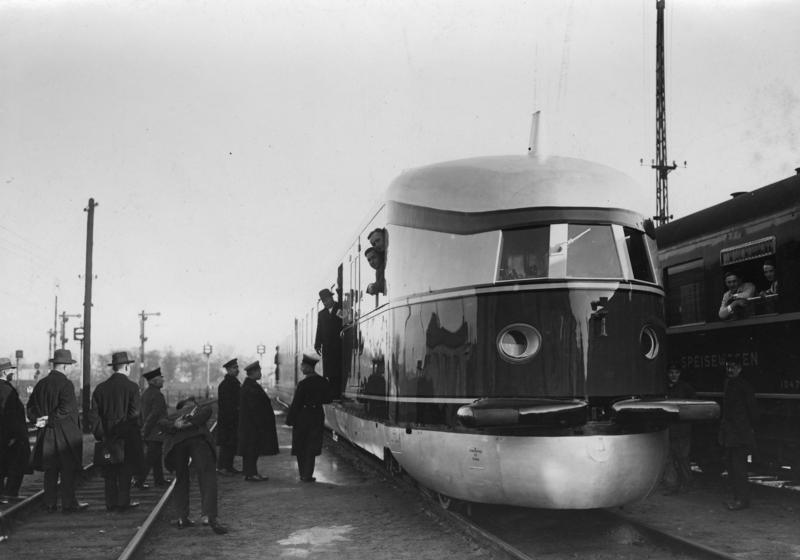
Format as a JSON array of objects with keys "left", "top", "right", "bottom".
[
  {"left": 396, "top": 281, "right": 664, "bottom": 308},
  {"left": 341, "top": 393, "right": 474, "bottom": 404}
]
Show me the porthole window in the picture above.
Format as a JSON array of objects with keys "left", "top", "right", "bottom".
[
  {"left": 496, "top": 323, "right": 542, "bottom": 363},
  {"left": 640, "top": 326, "right": 660, "bottom": 360}
]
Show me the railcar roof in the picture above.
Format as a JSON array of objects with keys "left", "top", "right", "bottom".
[
  {"left": 657, "top": 172, "right": 800, "bottom": 248},
  {"left": 386, "top": 155, "right": 649, "bottom": 215}
]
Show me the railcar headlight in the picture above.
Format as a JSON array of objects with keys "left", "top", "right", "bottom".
[
  {"left": 640, "top": 325, "right": 660, "bottom": 360},
  {"left": 496, "top": 323, "right": 541, "bottom": 363}
]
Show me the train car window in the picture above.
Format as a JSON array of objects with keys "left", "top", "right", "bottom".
[
  {"left": 390, "top": 226, "right": 499, "bottom": 296},
  {"left": 497, "top": 226, "right": 549, "bottom": 281},
  {"left": 623, "top": 227, "right": 655, "bottom": 282},
  {"left": 556, "top": 224, "right": 622, "bottom": 278},
  {"left": 665, "top": 259, "right": 704, "bottom": 325},
  {"left": 360, "top": 209, "right": 388, "bottom": 310}
]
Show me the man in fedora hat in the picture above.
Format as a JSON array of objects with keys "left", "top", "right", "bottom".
[
  {"left": 237, "top": 361, "right": 279, "bottom": 481},
  {"left": 286, "top": 353, "right": 332, "bottom": 482},
  {"left": 135, "top": 367, "right": 170, "bottom": 489},
  {"left": 216, "top": 358, "right": 242, "bottom": 475},
  {"left": 26, "top": 349, "right": 88, "bottom": 513},
  {"left": 0, "top": 358, "right": 31, "bottom": 503},
  {"left": 90, "top": 351, "right": 144, "bottom": 512},
  {"left": 314, "top": 288, "right": 343, "bottom": 398}
]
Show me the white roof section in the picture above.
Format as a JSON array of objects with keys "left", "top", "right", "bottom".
[{"left": 386, "top": 155, "right": 649, "bottom": 216}]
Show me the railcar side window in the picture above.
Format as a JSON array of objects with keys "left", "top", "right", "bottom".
[
  {"left": 497, "top": 227, "right": 550, "bottom": 281},
  {"left": 560, "top": 224, "right": 622, "bottom": 278},
  {"left": 623, "top": 227, "right": 655, "bottom": 282},
  {"left": 665, "top": 259, "right": 704, "bottom": 325}
]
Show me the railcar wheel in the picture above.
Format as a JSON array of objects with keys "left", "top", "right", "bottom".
[
  {"left": 437, "top": 492, "right": 454, "bottom": 510},
  {"left": 383, "top": 449, "right": 403, "bottom": 477}
]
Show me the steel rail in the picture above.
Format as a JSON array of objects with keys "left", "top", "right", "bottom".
[{"left": 602, "top": 508, "right": 746, "bottom": 560}]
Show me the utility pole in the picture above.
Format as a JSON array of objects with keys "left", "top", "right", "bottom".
[
  {"left": 649, "top": 0, "right": 683, "bottom": 226},
  {"left": 47, "top": 329, "right": 55, "bottom": 359},
  {"left": 139, "top": 310, "right": 161, "bottom": 386},
  {"left": 203, "top": 343, "right": 213, "bottom": 398},
  {"left": 51, "top": 294, "right": 58, "bottom": 357},
  {"left": 257, "top": 344, "right": 266, "bottom": 385},
  {"left": 82, "top": 198, "right": 97, "bottom": 432},
  {"left": 60, "top": 311, "right": 81, "bottom": 349}
]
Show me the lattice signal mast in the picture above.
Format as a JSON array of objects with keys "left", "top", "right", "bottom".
[{"left": 652, "top": 0, "right": 679, "bottom": 225}]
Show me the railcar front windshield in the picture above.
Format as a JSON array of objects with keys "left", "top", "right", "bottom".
[{"left": 498, "top": 223, "right": 654, "bottom": 282}]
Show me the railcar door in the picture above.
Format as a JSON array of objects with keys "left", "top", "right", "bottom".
[{"left": 341, "top": 239, "right": 361, "bottom": 399}]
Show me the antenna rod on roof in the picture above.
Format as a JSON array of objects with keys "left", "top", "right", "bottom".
[{"left": 528, "top": 111, "right": 541, "bottom": 158}]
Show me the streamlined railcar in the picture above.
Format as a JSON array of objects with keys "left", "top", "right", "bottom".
[
  {"left": 658, "top": 168, "right": 800, "bottom": 476},
  {"left": 277, "top": 152, "right": 717, "bottom": 509}
]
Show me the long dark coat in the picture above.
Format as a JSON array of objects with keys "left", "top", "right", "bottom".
[
  {"left": 216, "top": 374, "right": 240, "bottom": 448},
  {"left": 314, "top": 305, "right": 343, "bottom": 380},
  {"left": 140, "top": 385, "right": 167, "bottom": 442},
  {"left": 0, "top": 379, "right": 32, "bottom": 476},
  {"left": 158, "top": 403, "right": 216, "bottom": 472},
  {"left": 667, "top": 379, "right": 696, "bottom": 440},
  {"left": 91, "top": 373, "right": 144, "bottom": 469},
  {"left": 286, "top": 374, "right": 332, "bottom": 457},
  {"left": 236, "top": 377, "right": 279, "bottom": 457},
  {"left": 719, "top": 376, "right": 758, "bottom": 449},
  {"left": 26, "top": 370, "right": 83, "bottom": 471}
]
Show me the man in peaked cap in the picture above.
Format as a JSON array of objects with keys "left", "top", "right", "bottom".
[
  {"left": 158, "top": 396, "right": 228, "bottom": 534},
  {"left": 1, "top": 358, "right": 31, "bottom": 503},
  {"left": 27, "top": 349, "right": 88, "bottom": 512},
  {"left": 237, "top": 361, "right": 279, "bottom": 481},
  {"left": 720, "top": 356, "right": 758, "bottom": 511},
  {"left": 135, "top": 367, "right": 170, "bottom": 489},
  {"left": 91, "top": 351, "right": 144, "bottom": 512},
  {"left": 314, "top": 288, "right": 343, "bottom": 399},
  {"left": 286, "top": 353, "right": 332, "bottom": 482},
  {"left": 216, "top": 358, "right": 242, "bottom": 475}
]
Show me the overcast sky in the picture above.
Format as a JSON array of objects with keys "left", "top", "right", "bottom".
[{"left": 2, "top": 0, "right": 798, "bottom": 369}]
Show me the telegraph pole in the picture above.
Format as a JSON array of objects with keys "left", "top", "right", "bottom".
[
  {"left": 203, "top": 343, "right": 213, "bottom": 398},
  {"left": 82, "top": 198, "right": 97, "bottom": 432},
  {"left": 650, "top": 0, "right": 682, "bottom": 226},
  {"left": 139, "top": 310, "right": 161, "bottom": 386},
  {"left": 51, "top": 294, "right": 58, "bottom": 357}
]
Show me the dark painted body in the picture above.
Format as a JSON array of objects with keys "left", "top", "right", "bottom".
[{"left": 336, "top": 287, "right": 664, "bottom": 429}]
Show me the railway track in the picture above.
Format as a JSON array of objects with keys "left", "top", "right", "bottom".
[
  {"left": 326, "top": 430, "right": 749, "bottom": 560},
  {"left": 0, "top": 463, "right": 174, "bottom": 559}
]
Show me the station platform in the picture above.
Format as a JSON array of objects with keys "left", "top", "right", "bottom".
[
  {"left": 136, "top": 406, "right": 494, "bottom": 560},
  {"left": 614, "top": 470, "right": 800, "bottom": 559}
]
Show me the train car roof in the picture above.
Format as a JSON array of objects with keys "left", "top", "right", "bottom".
[
  {"left": 385, "top": 155, "right": 649, "bottom": 216},
  {"left": 657, "top": 171, "right": 800, "bottom": 248}
]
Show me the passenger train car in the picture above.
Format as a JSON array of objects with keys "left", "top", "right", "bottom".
[
  {"left": 276, "top": 151, "right": 717, "bottom": 509},
  {"left": 658, "top": 168, "right": 800, "bottom": 475}
]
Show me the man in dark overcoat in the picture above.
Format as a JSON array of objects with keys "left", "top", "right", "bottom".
[
  {"left": 314, "top": 289, "right": 343, "bottom": 398},
  {"left": 91, "top": 351, "right": 144, "bottom": 512},
  {"left": 26, "top": 349, "right": 88, "bottom": 512},
  {"left": 135, "top": 367, "right": 169, "bottom": 488},
  {"left": 286, "top": 353, "right": 332, "bottom": 482},
  {"left": 719, "top": 357, "right": 758, "bottom": 510},
  {"left": 159, "top": 396, "right": 227, "bottom": 534},
  {"left": 0, "top": 358, "right": 31, "bottom": 501},
  {"left": 237, "top": 361, "right": 279, "bottom": 481},
  {"left": 662, "top": 363, "right": 696, "bottom": 494},
  {"left": 216, "top": 358, "right": 241, "bottom": 475}
]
